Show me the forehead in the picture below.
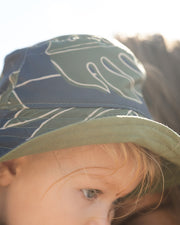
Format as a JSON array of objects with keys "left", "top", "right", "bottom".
[
  {"left": 51, "top": 144, "right": 140, "bottom": 194},
  {"left": 24, "top": 144, "right": 142, "bottom": 200},
  {"left": 53, "top": 144, "right": 134, "bottom": 168}
]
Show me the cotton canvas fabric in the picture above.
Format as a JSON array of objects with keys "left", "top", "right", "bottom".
[{"left": 0, "top": 34, "right": 179, "bottom": 187}]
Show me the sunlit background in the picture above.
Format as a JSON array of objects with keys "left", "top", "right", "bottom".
[{"left": 1, "top": 0, "right": 180, "bottom": 72}]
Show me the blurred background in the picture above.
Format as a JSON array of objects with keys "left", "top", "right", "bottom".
[{"left": 1, "top": 0, "right": 180, "bottom": 72}]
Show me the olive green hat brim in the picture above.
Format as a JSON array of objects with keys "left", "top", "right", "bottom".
[{"left": 1, "top": 116, "right": 179, "bottom": 165}]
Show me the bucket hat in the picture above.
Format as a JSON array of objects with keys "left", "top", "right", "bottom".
[{"left": 0, "top": 34, "right": 179, "bottom": 188}]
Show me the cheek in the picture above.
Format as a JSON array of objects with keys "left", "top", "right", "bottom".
[
  {"left": 36, "top": 181, "right": 93, "bottom": 225},
  {"left": 5, "top": 172, "right": 83, "bottom": 225},
  {"left": 5, "top": 177, "right": 48, "bottom": 224},
  {"left": 39, "top": 186, "right": 81, "bottom": 223},
  {"left": 5, "top": 164, "right": 62, "bottom": 224}
]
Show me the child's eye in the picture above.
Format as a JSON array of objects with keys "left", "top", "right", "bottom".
[{"left": 81, "top": 189, "right": 102, "bottom": 201}]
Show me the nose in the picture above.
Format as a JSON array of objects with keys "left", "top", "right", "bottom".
[
  {"left": 86, "top": 217, "right": 111, "bottom": 225},
  {"left": 86, "top": 205, "right": 113, "bottom": 225}
]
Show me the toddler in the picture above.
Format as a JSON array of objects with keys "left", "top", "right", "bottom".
[{"left": 0, "top": 34, "right": 179, "bottom": 225}]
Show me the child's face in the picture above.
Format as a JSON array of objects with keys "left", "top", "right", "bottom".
[{"left": 4, "top": 144, "right": 140, "bottom": 225}]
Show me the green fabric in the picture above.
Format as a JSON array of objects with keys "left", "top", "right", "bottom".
[{"left": 0, "top": 34, "right": 179, "bottom": 189}]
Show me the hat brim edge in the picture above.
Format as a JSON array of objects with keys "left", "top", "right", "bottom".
[{"left": 1, "top": 116, "right": 179, "bottom": 165}]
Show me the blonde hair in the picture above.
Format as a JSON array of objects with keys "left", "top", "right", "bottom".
[
  {"left": 99, "top": 143, "right": 162, "bottom": 194},
  {"left": 41, "top": 142, "right": 163, "bottom": 221},
  {"left": 98, "top": 143, "right": 163, "bottom": 222}
]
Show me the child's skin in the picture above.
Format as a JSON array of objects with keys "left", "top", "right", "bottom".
[{"left": 0, "top": 144, "right": 141, "bottom": 225}]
